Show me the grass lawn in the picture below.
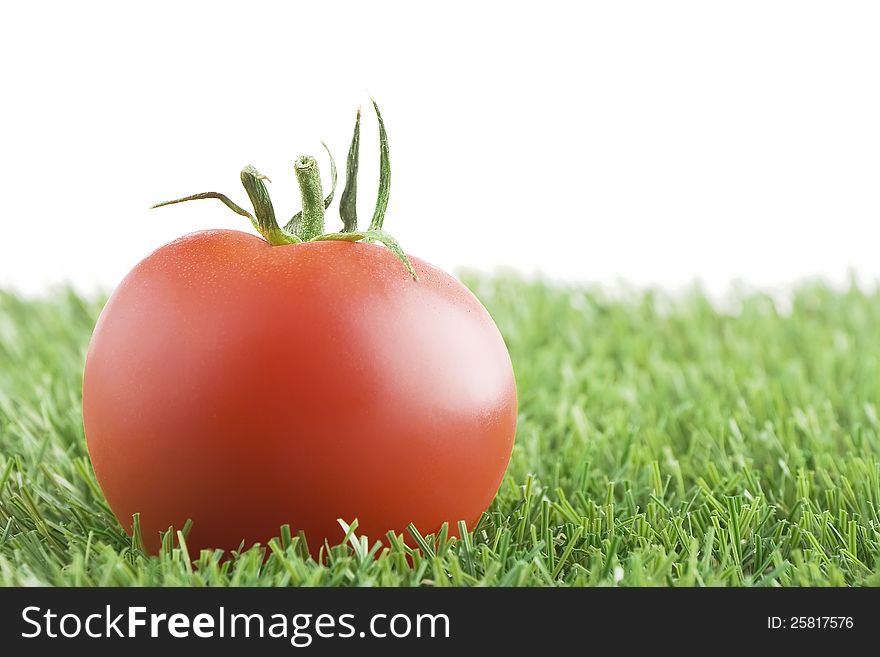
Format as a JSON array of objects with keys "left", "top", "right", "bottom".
[{"left": 1, "top": 276, "right": 879, "bottom": 586}]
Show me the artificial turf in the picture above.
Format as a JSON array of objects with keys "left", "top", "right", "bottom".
[{"left": 1, "top": 277, "right": 879, "bottom": 586}]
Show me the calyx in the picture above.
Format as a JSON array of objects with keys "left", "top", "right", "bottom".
[{"left": 152, "top": 101, "right": 416, "bottom": 279}]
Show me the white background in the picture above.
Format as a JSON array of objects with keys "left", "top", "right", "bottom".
[{"left": 2, "top": 1, "right": 879, "bottom": 296}]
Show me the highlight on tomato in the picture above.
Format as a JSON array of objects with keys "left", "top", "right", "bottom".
[{"left": 82, "top": 102, "right": 517, "bottom": 556}]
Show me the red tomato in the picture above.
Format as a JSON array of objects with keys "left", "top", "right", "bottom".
[{"left": 82, "top": 229, "right": 517, "bottom": 555}]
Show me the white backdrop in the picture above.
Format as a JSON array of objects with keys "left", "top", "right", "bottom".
[{"left": 2, "top": 1, "right": 879, "bottom": 296}]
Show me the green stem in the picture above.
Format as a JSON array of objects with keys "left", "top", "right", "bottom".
[
  {"left": 294, "top": 156, "right": 325, "bottom": 241},
  {"left": 285, "top": 142, "right": 337, "bottom": 236}
]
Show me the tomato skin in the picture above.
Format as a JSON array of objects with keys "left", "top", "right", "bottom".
[{"left": 83, "top": 229, "right": 516, "bottom": 554}]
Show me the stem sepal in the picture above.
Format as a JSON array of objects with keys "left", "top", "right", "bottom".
[{"left": 151, "top": 101, "right": 415, "bottom": 278}]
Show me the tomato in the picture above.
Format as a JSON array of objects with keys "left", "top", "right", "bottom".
[
  {"left": 83, "top": 102, "right": 516, "bottom": 556},
  {"left": 83, "top": 229, "right": 517, "bottom": 554}
]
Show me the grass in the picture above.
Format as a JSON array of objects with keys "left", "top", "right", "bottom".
[{"left": 1, "top": 276, "right": 879, "bottom": 586}]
